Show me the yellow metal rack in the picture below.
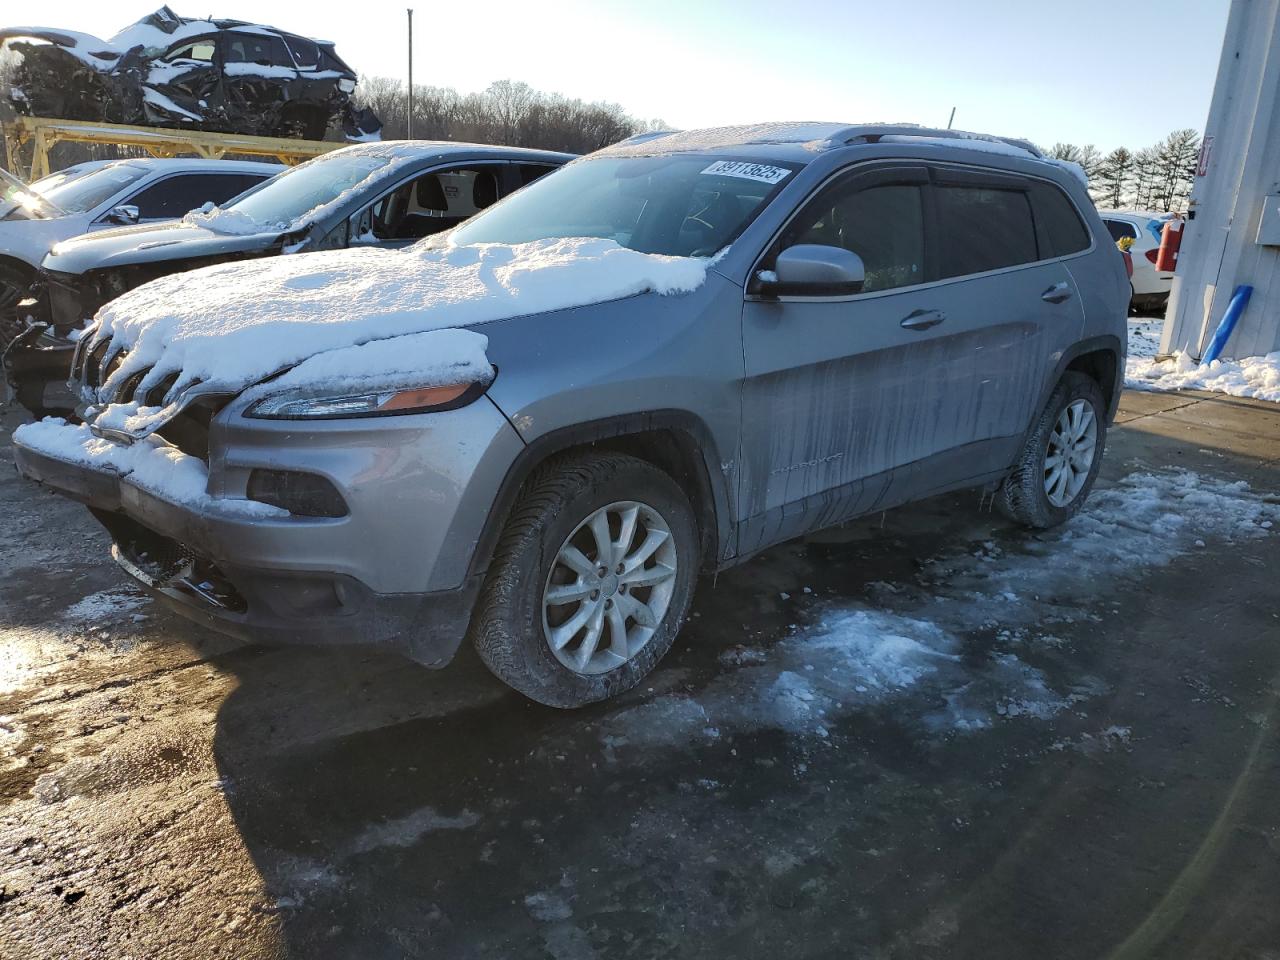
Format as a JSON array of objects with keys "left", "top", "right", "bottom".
[{"left": 2, "top": 115, "right": 339, "bottom": 180}]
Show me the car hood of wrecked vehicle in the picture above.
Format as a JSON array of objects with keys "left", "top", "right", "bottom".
[{"left": 44, "top": 220, "right": 286, "bottom": 274}]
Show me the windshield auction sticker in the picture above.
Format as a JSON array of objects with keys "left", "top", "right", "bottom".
[{"left": 701, "top": 160, "right": 792, "bottom": 185}]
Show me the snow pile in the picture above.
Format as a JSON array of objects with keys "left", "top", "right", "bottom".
[
  {"left": 182, "top": 202, "right": 281, "bottom": 236},
  {"left": 83, "top": 236, "right": 708, "bottom": 429},
  {"left": 601, "top": 469, "right": 1278, "bottom": 747},
  {"left": 1125, "top": 349, "right": 1280, "bottom": 403},
  {"left": 12, "top": 418, "right": 285, "bottom": 517}
]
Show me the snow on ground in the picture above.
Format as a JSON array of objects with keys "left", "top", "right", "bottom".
[
  {"left": 61, "top": 588, "right": 147, "bottom": 623},
  {"left": 82, "top": 236, "right": 707, "bottom": 426},
  {"left": 602, "top": 469, "right": 1278, "bottom": 747},
  {"left": 1127, "top": 349, "right": 1280, "bottom": 403},
  {"left": 1127, "top": 314, "right": 1163, "bottom": 360},
  {"left": 1126, "top": 311, "right": 1280, "bottom": 402}
]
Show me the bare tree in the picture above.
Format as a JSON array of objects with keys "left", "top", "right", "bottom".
[{"left": 354, "top": 76, "right": 658, "bottom": 153}]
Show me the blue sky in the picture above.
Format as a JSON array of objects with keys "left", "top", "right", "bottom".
[{"left": 37, "top": 0, "right": 1229, "bottom": 150}]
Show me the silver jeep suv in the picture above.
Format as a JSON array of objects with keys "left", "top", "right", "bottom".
[{"left": 14, "top": 123, "right": 1128, "bottom": 707}]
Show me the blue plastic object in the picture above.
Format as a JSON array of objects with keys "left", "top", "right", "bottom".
[{"left": 1202, "top": 284, "right": 1253, "bottom": 364}]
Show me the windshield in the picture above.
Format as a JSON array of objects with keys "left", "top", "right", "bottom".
[
  {"left": 450, "top": 155, "right": 798, "bottom": 257},
  {"left": 39, "top": 163, "right": 149, "bottom": 215},
  {"left": 0, "top": 167, "right": 43, "bottom": 220},
  {"left": 225, "top": 152, "right": 386, "bottom": 229}
]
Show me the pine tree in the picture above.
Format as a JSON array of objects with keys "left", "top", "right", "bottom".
[{"left": 1096, "top": 147, "right": 1133, "bottom": 208}]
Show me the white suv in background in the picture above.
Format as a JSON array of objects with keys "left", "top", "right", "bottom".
[{"left": 1098, "top": 209, "right": 1175, "bottom": 314}]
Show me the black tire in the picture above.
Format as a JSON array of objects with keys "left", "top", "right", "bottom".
[
  {"left": 471, "top": 453, "right": 699, "bottom": 708},
  {"left": 997, "top": 372, "right": 1107, "bottom": 529}
]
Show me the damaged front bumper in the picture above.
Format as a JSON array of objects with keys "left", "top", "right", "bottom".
[
  {"left": 1, "top": 322, "right": 79, "bottom": 417},
  {"left": 13, "top": 439, "right": 482, "bottom": 666}
]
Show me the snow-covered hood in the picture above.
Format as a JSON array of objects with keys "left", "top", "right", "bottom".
[
  {"left": 43, "top": 219, "right": 281, "bottom": 275},
  {"left": 79, "top": 237, "right": 709, "bottom": 437}
]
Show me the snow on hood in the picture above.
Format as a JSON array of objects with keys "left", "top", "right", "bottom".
[
  {"left": 84, "top": 236, "right": 708, "bottom": 430},
  {"left": 181, "top": 202, "right": 277, "bottom": 236}
]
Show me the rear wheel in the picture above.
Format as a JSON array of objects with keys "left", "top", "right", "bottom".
[
  {"left": 471, "top": 453, "right": 699, "bottom": 707},
  {"left": 997, "top": 372, "right": 1107, "bottom": 529}
]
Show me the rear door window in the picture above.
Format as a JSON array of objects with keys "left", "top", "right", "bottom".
[
  {"left": 125, "top": 173, "right": 272, "bottom": 220},
  {"left": 1103, "top": 218, "right": 1138, "bottom": 242},
  {"left": 935, "top": 184, "right": 1038, "bottom": 278}
]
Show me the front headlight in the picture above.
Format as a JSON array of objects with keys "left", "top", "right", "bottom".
[
  {"left": 245, "top": 380, "right": 483, "bottom": 420},
  {"left": 338, "top": 78, "right": 356, "bottom": 93}
]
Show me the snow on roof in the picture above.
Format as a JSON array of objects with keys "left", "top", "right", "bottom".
[
  {"left": 108, "top": 16, "right": 215, "bottom": 53},
  {"left": 599, "top": 122, "right": 858, "bottom": 157},
  {"left": 82, "top": 236, "right": 709, "bottom": 434},
  {"left": 597, "top": 121, "right": 1088, "bottom": 186}
]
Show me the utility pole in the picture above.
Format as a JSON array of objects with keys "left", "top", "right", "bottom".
[
  {"left": 947, "top": 106, "right": 956, "bottom": 130},
  {"left": 406, "top": 8, "right": 414, "bottom": 139}
]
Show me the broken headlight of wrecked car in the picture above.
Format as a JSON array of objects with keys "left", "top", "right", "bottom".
[{"left": 0, "top": 6, "right": 381, "bottom": 141}]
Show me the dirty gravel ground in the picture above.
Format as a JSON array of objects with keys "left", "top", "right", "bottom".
[{"left": 1, "top": 385, "right": 1279, "bottom": 960}]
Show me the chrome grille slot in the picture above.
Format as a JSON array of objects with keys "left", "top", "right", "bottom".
[
  {"left": 119, "top": 369, "right": 148, "bottom": 405},
  {"left": 103, "top": 349, "right": 128, "bottom": 385},
  {"left": 84, "top": 340, "right": 111, "bottom": 388},
  {"left": 143, "top": 372, "right": 179, "bottom": 408}
]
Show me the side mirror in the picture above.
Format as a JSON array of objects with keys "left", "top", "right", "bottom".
[
  {"left": 758, "top": 244, "right": 865, "bottom": 297},
  {"left": 104, "top": 204, "right": 140, "bottom": 226}
]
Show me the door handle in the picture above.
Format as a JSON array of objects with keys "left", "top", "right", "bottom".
[
  {"left": 901, "top": 308, "right": 945, "bottom": 331},
  {"left": 1042, "top": 282, "right": 1073, "bottom": 304}
]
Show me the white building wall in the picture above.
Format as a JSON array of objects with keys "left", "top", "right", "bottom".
[{"left": 1163, "top": 0, "right": 1280, "bottom": 360}]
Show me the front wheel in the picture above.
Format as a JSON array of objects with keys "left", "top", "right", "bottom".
[
  {"left": 471, "top": 453, "right": 699, "bottom": 707},
  {"left": 997, "top": 372, "right": 1107, "bottom": 529}
]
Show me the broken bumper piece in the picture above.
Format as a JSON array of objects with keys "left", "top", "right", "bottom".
[{"left": 13, "top": 439, "right": 477, "bottom": 666}]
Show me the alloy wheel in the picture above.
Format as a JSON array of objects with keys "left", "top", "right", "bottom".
[
  {"left": 542, "top": 500, "right": 678, "bottom": 675},
  {"left": 1044, "top": 399, "right": 1098, "bottom": 507}
]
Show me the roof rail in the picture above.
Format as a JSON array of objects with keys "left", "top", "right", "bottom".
[{"left": 830, "top": 124, "right": 1043, "bottom": 158}]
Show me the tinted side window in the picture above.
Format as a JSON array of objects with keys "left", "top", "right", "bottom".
[
  {"left": 936, "top": 185, "right": 1037, "bottom": 278},
  {"left": 517, "top": 163, "right": 559, "bottom": 187},
  {"left": 224, "top": 34, "right": 290, "bottom": 65},
  {"left": 781, "top": 182, "right": 926, "bottom": 293},
  {"left": 283, "top": 35, "right": 321, "bottom": 68},
  {"left": 1103, "top": 219, "right": 1137, "bottom": 242},
  {"left": 127, "top": 174, "right": 269, "bottom": 219},
  {"left": 1031, "top": 183, "right": 1092, "bottom": 256}
]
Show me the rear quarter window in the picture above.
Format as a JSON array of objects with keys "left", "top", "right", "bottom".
[
  {"left": 1029, "top": 182, "right": 1092, "bottom": 257},
  {"left": 1103, "top": 218, "right": 1138, "bottom": 242}
]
